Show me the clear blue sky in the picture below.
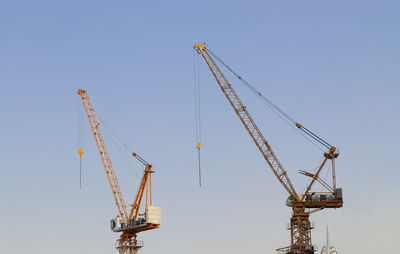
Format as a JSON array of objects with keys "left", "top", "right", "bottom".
[{"left": 1, "top": 1, "right": 399, "bottom": 253}]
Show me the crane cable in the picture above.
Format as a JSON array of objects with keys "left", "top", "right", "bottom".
[
  {"left": 96, "top": 112, "right": 146, "bottom": 178},
  {"left": 77, "top": 95, "right": 85, "bottom": 189},
  {"left": 206, "top": 47, "right": 333, "bottom": 151},
  {"left": 193, "top": 50, "right": 202, "bottom": 187}
]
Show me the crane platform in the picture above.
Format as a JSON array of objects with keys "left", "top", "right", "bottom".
[{"left": 111, "top": 218, "right": 160, "bottom": 234}]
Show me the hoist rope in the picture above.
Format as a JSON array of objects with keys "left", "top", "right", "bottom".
[
  {"left": 80, "top": 156, "right": 82, "bottom": 189},
  {"left": 77, "top": 96, "right": 85, "bottom": 189},
  {"left": 193, "top": 51, "right": 202, "bottom": 144},
  {"left": 77, "top": 96, "right": 85, "bottom": 150},
  {"left": 207, "top": 46, "right": 332, "bottom": 151},
  {"left": 193, "top": 50, "right": 202, "bottom": 187}
]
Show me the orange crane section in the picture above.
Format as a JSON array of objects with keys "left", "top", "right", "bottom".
[
  {"left": 78, "top": 89, "right": 128, "bottom": 222},
  {"left": 78, "top": 89, "right": 160, "bottom": 254}
]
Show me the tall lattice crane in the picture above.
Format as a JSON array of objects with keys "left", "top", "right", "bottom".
[
  {"left": 78, "top": 89, "right": 161, "bottom": 254},
  {"left": 194, "top": 43, "right": 343, "bottom": 254}
]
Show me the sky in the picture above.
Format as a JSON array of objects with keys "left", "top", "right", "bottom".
[{"left": 1, "top": 0, "right": 399, "bottom": 253}]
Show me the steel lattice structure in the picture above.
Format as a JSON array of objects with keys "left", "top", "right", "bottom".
[
  {"left": 194, "top": 42, "right": 343, "bottom": 254},
  {"left": 78, "top": 90, "right": 160, "bottom": 254}
]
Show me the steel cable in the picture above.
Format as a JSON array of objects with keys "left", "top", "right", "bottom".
[{"left": 207, "top": 46, "right": 330, "bottom": 152}]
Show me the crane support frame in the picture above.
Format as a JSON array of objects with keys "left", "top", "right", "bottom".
[{"left": 128, "top": 164, "right": 153, "bottom": 222}]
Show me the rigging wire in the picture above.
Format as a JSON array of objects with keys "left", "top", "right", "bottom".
[
  {"left": 96, "top": 113, "right": 142, "bottom": 178},
  {"left": 97, "top": 113, "right": 150, "bottom": 165},
  {"left": 101, "top": 121, "right": 141, "bottom": 179},
  {"left": 206, "top": 46, "right": 332, "bottom": 152}
]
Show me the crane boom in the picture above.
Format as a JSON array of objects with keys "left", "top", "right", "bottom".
[
  {"left": 194, "top": 43, "right": 298, "bottom": 200},
  {"left": 78, "top": 89, "right": 129, "bottom": 223},
  {"left": 78, "top": 89, "right": 161, "bottom": 254}
]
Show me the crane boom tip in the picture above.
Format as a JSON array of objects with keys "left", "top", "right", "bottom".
[
  {"left": 194, "top": 42, "right": 206, "bottom": 50},
  {"left": 77, "top": 89, "right": 86, "bottom": 95}
]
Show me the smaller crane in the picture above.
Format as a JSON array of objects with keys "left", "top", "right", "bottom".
[{"left": 78, "top": 90, "right": 161, "bottom": 254}]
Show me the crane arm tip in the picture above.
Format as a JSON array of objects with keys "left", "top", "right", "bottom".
[
  {"left": 194, "top": 42, "right": 206, "bottom": 50},
  {"left": 77, "top": 89, "right": 86, "bottom": 95}
]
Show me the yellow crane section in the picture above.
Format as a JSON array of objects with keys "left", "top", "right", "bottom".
[
  {"left": 78, "top": 89, "right": 128, "bottom": 222},
  {"left": 78, "top": 89, "right": 160, "bottom": 254}
]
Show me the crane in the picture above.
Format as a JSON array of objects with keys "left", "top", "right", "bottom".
[
  {"left": 78, "top": 89, "right": 161, "bottom": 254},
  {"left": 193, "top": 43, "right": 343, "bottom": 254}
]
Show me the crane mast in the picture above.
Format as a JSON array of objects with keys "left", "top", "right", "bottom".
[
  {"left": 194, "top": 43, "right": 343, "bottom": 254},
  {"left": 78, "top": 90, "right": 161, "bottom": 254}
]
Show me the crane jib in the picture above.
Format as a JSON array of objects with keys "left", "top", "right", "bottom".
[
  {"left": 193, "top": 44, "right": 299, "bottom": 200},
  {"left": 78, "top": 90, "right": 129, "bottom": 222}
]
